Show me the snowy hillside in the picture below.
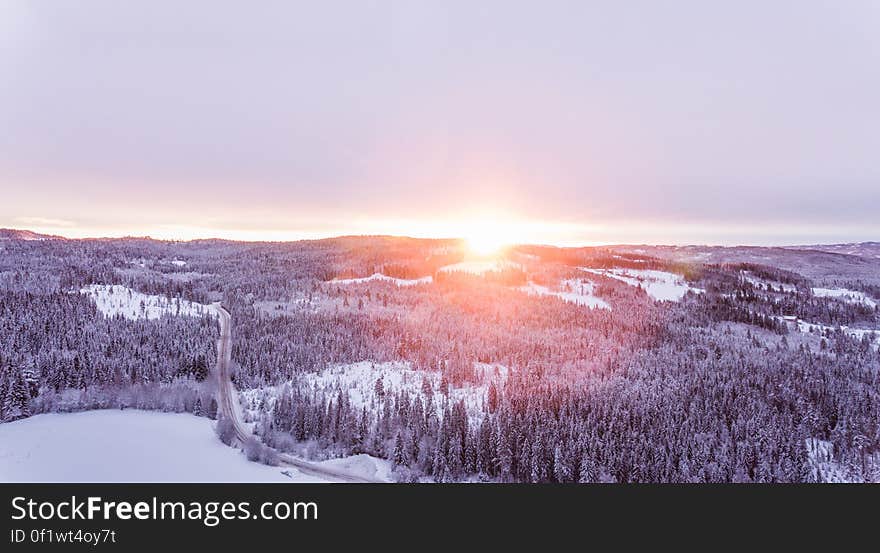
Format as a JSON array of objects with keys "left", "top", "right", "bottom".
[
  {"left": 5, "top": 235, "right": 879, "bottom": 483},
  {"left": 332, "top": 273, "right": 432, "bottom": 286},
  {"left": 241, "top": 360, "right": 507, "bottom": 425},
  {"left": 581, "top": 268, "right": 703, "bottom": 302},
  {"left": 806, "top": 438, "right": 878, "bottom": 483},
  {"left": 743, "top": 272, "right": 798, "bottom": 293},
  {"left": 812, "top": 287, "right": 877, "bottom": 309},
  {"left": 783, "top": 317, "right": 880, "bottom": 350},
  {"left": 80, "top": 284, "right": 216, "bottom": 320},
  {"left": 440, "top": 260, "right": 521, "bottom": 274},
  {"left": 0, "top": 410, "right": 326, "bottom": 482},
  {"left": 519, "top": 279, "right": 610, "bottom": 309}
]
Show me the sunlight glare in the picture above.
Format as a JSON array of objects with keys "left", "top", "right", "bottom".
[{"left": 463, "top": 220, "right": 516, "bottom": 256}]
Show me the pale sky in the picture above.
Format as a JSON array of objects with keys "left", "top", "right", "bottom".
[{"left": 1, "top": 1, "right": 879, "bottom": 245}]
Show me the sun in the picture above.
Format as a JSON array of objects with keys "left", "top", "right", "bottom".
[
  {"left": 466, "top": 234, "right": 507, "bottom": 256},
  {"left": 463, "top": 221, "right": 514, "bottom": 256}
]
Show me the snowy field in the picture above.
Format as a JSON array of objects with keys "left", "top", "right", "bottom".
[
  {"left": 331, "top": 273, "right": 432, "bottom": 286},
  {"left": 580, "top": 268, "right": 703, "bottom": 302},
  {"left": 811, "top": 287, "right": 877, "bottom": 308},
  {"left": 519, "top": 279, "right": 610, "bottom": 309},
  {"left": 80, "top": 284, "right": 216, "bottom": 320},
  {"left": 0, "top": 410, "right": 327, "bottom": 482}
]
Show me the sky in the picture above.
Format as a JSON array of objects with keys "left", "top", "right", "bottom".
[{"left": 1, "top": 1, "right": 878, "bottom": 246}]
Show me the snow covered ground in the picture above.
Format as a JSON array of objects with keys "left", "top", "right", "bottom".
[
  {"left": 0, "top": 410, "right": 394, "bottom": 482},
  {"left": 241, "top": 360, "right": 506, "bottom": 425},
  {"left": 331, "top": 273, "right": 432, "bottom": 286},
  {"left": 440, "top": 259, "right": 521, "bottom": 274},
  {"left": 0, "top": 410, "right": 326, "bottom": 482},
  {"left": 80, "top": 284, "right": 216, "bottom": 320},
  {"left": 317, "top": 454, "right": 394, "bottom": 482},
  {"left": 799, "top": 322, "right": 879, "bottom": 348},
  {"left": 742, "top": 273, "right": 798, "bottom": 293},
  {"left": 811, "top": 287, "right": 877, "bottom": 309},
  {"left": 778, "top": 316, "right": 880, "bottom": 349},
  {"left": 580, "top": 268, "right": 703, "bottom": 302},
  {"left": 519, "top": 279, "right": 610, "bottom": 309},
  {"left": 805, "top": 438, "right": 878, "bottom": 483}
]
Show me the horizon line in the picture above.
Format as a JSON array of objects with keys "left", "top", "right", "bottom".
[{"left": 2, "top": 226, "right": 876, "bottom": 250}]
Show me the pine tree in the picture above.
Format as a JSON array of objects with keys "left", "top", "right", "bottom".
[
  {"left": 0, "top": 376, "right": 8, "bottom": 422},
  {"left": 432, "top": 445, "right": 447, "bottom": 483},
  {"left": 578, "top": 453, "right": 596, "bottom": 483},
  {"left": 464, "top": 428, "right": 477, "bottom": 474},
  {"left": 409, "top": 430, "right": 420, "bottom": 466},
  {"left": 410, "top": 397, "right": 424, "bottom": 435},
  {"left": 357, "top": 406, "right": 369, "bottom": 447},
  {"left": 22, "top": 364, "right": 39, "bottom": 398},
  {"left": 207, "top": 397, "right": 219, "bottom": 420},
  {"left": 553, "top": 446, "right": 571, "bottom": 483},
  {"left": 530, "top": 434, "right": 546, "bottom": 483},
  {"left": 392, "top": 432, "right": 408, "bottom": 466},
  {"left": 3, "top": 373, "right": 30, "bottom": 421},
  {"left": 487, "top": 381, "right": 498, "bottom": 413},
  {"left": 424, "top": 394, "right": 435, "bottom": 430},
  {"left": 16, "top": 373, "right": 31, "bottom": 419},
  {"left": 497, "top": 429, "right": 512, "bottom": 481},
  {"left": 193, "top": 355, "right": 208, "bottom": 381},
  {"left": 193, "top": 397, "right": 203, "bottom": 417}
]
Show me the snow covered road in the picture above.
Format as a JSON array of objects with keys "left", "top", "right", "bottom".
[{"left": 212, "top": 303, "right": 385, "bottom": 483}]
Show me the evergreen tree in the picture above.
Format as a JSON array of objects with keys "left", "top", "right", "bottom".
[
  {"left": 3, "top": 373, "right": 30, "bottom": 421},
  {"left": 432, "top": 445, "right": 447, "bottom": 483},
  {"left": 578, "top": 454, "right": 596, "bottom": 484},
  {"left": 193, "top": 355, "right": 209, "bottom": 381},
  {"left": 22, "top": 364, "right": 39, "bottom": 398},
  {"left": 487, "top": 381, "right": 498, "bottom": 413},
  {"left": 0, "top": 376, "right": 8, "bottom": 422},
  {"left": 554, "top": 446, "right": 571, "bottom": 483},
  {"left": 409, "top": 430, "right": 420, "bottom": 466},
  {"left": 392, "top": 432, "right": 408, "bottom": 466},
  {"left": 207, "top": 397, "right": 219, "bottom": 420}
]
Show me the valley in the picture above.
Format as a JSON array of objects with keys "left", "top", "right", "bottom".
[{"left": 0, "top": 231, "right": 877, "bottom": 482}]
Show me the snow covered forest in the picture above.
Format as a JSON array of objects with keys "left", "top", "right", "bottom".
[{"left": 1, "top": 232, "right": 879, "bottom": 482}]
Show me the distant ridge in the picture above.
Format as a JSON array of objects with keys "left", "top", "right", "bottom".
[
  {"left": 784, "top": 242, "right": 880, "bottom": 259},
  {"left": 0, "top": 228, "right": 66, "bottom": 241}
]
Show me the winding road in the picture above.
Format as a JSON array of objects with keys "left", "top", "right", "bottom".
[{"left": 212, "top": 303, "right": 381, "bottom": 483}]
